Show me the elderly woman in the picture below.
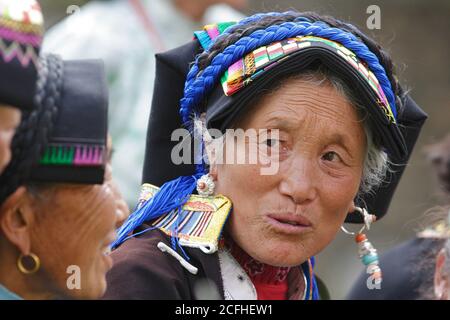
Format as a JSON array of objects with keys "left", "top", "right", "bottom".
[
  {"left": 104, "top": 11, "right": 427, "bottom": 300},
  {"left": 0, "top": 0, "right": 43, "bottom": 173},
  {"left": 0, "top": 54, "right": 129, "bottom": 300}
]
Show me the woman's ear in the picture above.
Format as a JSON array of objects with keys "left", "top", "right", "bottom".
[
  {"left": 204, "top": 138, "right": 220, "bottom": 180},
  {"left": 349, "top": 200, "right": 357, "bottom": 213},
  {"left": 0, "top": 186, "right": 35, "bottom": 255},
  {"left": 434, "top": 248, "right": 449, "bottom": 300}
]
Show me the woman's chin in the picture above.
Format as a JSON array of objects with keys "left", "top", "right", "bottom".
[{"left": 246, "top": 242, "right": 311, "bottom": 267}]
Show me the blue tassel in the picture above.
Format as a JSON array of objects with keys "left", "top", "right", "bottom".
[
  {"left": 310, "top": 256, "right": 320, "bottom": 300},
  {"left": 112, "top": 172, "right": 203, "bottom": 249}
]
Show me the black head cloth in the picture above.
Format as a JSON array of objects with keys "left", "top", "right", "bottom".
[
  {"left": 0, "top": 54, "right": 108, "bottom": 202},
  {"left": 143, "top": 38, "right": 427, "bottom": 223}
]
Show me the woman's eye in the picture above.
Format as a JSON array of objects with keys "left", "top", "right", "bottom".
[
  {"left": 322, "top": 151, "right": 341, "bottom": 162},
  {"left": 264, "top": 138, "right": 280, "bottom": 148}
]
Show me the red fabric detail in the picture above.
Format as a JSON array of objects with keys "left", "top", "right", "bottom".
[
  {"left": 253, "top": 281, "right": 289, "bottom": 300},
  {"left": 225, "top": 237, "right": 290, "bottom": 300}
]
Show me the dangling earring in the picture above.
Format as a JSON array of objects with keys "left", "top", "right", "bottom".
[
  {"left": 17, "top": 253, "right": 41, "bottom": 275},
  {"left": 341, "top": 207, "right": 382, "bottom": 289},
  {"left": 196, "top": 173, "right": 215, "bottom": 196}
]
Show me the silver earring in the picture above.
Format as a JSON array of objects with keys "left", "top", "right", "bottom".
[
  {"left": 196, "top": 173, "right": 215, "bottom": 196},
  {"left": 341, "top": 206, "right": 382, "bottom": 288}
]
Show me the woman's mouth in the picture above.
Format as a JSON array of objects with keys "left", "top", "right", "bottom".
[{"left": 265, "top": 213, "right": 313, "bottom": 235}]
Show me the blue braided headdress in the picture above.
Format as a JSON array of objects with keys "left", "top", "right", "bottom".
[{"left": 180, "top": 18, "right": 397, "bottom": 128}]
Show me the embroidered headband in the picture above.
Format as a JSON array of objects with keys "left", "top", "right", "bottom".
[
  {"left": 188, "top": 20, "right": 407, "bottom": 162},
  {"left": 220, "top": 35, "right": 396, "bottom": 123}
]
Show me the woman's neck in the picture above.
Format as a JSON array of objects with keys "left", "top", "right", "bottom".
[{"left": 224, "top": 238, "right": 291, "bottom": 285}]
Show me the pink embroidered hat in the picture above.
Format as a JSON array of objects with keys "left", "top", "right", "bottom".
[{"left": 0, "top": 0, "right": 44, "bottom": 111}]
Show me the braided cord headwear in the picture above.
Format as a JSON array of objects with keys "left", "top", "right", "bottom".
[{"left": 0, "top": 54, "right": 63, "bottom": 203}]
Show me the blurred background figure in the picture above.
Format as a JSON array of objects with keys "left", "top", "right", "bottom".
[
  {"left": 42, "top": 0, "right": 248, "bottom": 206},
  {"left": 0, "top": 0, "right": 44, "bottom": 174},
  {"left": 424, "top": 133, "right": 450, "bottom": 201},
  {"left": 347, "top": 133, "right": 450, "bottom": 299},
  {"left": 433, "top": 206, "right": 450, "bottom": 300}
]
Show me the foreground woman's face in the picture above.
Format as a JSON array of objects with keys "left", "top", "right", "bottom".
[
  {"left": 0, "top": 105, "right": 21, "bottom": 173},
  {"left": 30, "top": 160, "right": 126, "bottom": 299},
  {"left": 215, "top": 78, "right": 366, "bottom": 266}
]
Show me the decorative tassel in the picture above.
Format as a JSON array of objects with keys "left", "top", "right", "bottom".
[
  {"left": 355, "top": 233, "right": 382, "bottom": 289},
  {"left": 112, "top": 172, "right": 204, "bottom": 249}
]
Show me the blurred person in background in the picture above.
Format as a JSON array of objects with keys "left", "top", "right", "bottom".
[
  {"left": 0, "top": 54, "right": 128, "bottom": 300},
  {"left": 42, "top": 0, "right": 248, "bottom": 207},
  {"left": 424, "top": 133, "right": 450, "bottom": 201},
  {"left": 432, "top": 206, "right": 450, "bottom": 300},
  {"left": 0, "top": 0, "right": 43, "bottom": 174}
]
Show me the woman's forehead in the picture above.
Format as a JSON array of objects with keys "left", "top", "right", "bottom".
[{"left": 245, "top": 81, "right": 360, "bottom": 126}]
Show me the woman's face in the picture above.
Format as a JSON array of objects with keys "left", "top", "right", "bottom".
[
  {"left": 0, "top": 105, "right": 21, "bottom": 173},
  {"left": 214, "top": 78, "right": 366, "bottom": 266},
  {"left": 29, "top": 157, "right": 127, "bottom": 299}
]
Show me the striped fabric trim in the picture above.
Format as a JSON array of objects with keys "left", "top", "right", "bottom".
[
  {"left": 151, "top": 194, "right": 231, "bottom": 248},
  {"left": 0, "top": 38, "right": 39, "bottom": 67},
  {"left": 136, "top": 184, "right": 232, "bottom": 252},
  {"left": 220, "top": 36, "right": 396, "bottom": 123},
  {"left": 39, "top": 144, "right": 106, "bottom": 167},
  {"left": 194, "top": 21, "right": 237, "bottom": 50}
]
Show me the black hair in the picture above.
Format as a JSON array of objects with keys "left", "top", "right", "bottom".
[{"left": 0, "top": 54, "right": 63, "bottom": 204}]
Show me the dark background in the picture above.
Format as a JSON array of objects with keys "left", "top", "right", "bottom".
[{"left": 39, "top": 0, "right": 450, "bottom": 298}]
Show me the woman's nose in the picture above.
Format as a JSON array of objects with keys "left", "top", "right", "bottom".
[{"left": 278, "top": 157, "right": 317, "bottom": 205}]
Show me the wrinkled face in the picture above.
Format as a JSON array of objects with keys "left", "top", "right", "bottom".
[
  {"left": 214, "top": 78, "right": 366, "bottom": 266},
  {"left": 29, "top": 150, "right": 128, "bottom": 299},
  {"left": 0, "top": 105, "right": 21, "bottom": 173}
]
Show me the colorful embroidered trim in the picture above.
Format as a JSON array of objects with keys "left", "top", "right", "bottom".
[
  {"left": 194, "top": 21, "right": 236, "bottom": 50},
  {"left": 0, "top": 39, "right": 39, "bottom": 67},
  {"left": 220, "top": 36, "right": 396, "bottom": 123},
  {"left": 39, "top": 144, "right": 105, "bottom": 166},
  {"left": 137, "top": 183, "right": 232, "bottom": 253},
  {"left": 0, "top": 0, "right": 43, "bottom": 67}
]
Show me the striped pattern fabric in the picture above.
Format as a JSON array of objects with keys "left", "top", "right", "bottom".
[
  {"left": 0, "top": 0, "right": 43, "bottom": 67},
  {"left": 220, "top": 36, "right": 396, "bottom": 123},
  {"left": 152, "top": 206, "right": 214, "bottom": 240},
  {"left": 194, "top": 21, "right": 237, "bottom": 50},
  {"left": 40, "top": 144, "right": 105, "bottom": 166},
  {"left": 137, "top": 184, "right": 232, "bottom": 251},
  {"left": 152, "top": 194, "right": 231, "bottom": 248}
]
